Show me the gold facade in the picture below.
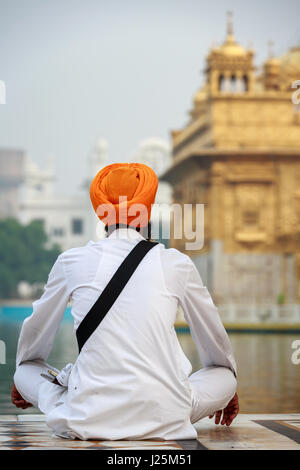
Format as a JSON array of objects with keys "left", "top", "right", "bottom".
[{"left": 163, "top": 17, "right": 300, "bottom": 304}]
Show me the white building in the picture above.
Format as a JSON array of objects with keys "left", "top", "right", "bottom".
[
  {"left": 0, "top": 148, "right": 25, "bottom": 219},
  {"left": 13, "top": 137, "right": 172, "bottom": 251},
  {"left": 18, "top": 155, "right": 91, "bottom": 251}
]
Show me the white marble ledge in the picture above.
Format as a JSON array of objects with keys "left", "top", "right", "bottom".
[{"left": 0, "top": 413, "right": 296, "bottom": 423}]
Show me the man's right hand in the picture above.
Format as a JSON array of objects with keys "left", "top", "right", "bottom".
[{"left": 11, "top": 383, "right": 33, "bottom": 409}]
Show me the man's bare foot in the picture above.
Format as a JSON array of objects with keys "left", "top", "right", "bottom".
[
  {"left": 209, "top": 393, "right": 239, "bottom": 426},
  {"left": 11, "top": 383, "right": 33, "bottom": 409}
]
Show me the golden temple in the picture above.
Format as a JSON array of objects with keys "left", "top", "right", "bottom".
[{"left": 162, "top": 14, "right": 300, "bottom": 314}]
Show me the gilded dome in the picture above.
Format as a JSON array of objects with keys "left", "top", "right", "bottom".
[
  {"left": 279, "top": 45, "right": 300, "bottom": 75},
  {"left": 265, "top": 57, "right": 280, "bottom": 67},
  {"left": 264, "top": 56, "right": 280, "bottom": 75},
  {"left": 218, "top": 34, "right": 248, "bottom": 57}
]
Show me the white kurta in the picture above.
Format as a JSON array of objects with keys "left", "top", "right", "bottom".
[{"left": 15, "top": 228, "right": 237, "bottom": 440}]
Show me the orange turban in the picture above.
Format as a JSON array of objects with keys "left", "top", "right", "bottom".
[{"left": 90, "top": 163, "right": 158, "bottom": 227}]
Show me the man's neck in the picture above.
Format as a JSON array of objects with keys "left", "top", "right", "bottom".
[{"left": 106, "top": 223, "right": 151, "bottom": 240}]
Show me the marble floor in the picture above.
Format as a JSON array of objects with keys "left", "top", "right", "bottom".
[{"left": 0, "top": 414, "right": 299, "bottom": 450}]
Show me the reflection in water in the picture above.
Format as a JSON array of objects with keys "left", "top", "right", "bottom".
[
  {"left": 1, "top": 319, "right": 299, "bottom": 415},
  {"left": 178, "top": 332, "right": 300, "bottom": 414}
]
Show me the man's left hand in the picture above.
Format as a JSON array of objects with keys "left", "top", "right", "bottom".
[{"left": 209, "top": 393, "right": 239, "bottom": 426}]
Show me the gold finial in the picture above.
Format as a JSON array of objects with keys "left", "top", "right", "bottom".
[
  {"left": 268, "top": 40, "right": 274, "bottom": 58},
  {"left": 226, "top": 11, "right": 234, "bottom": 38}
]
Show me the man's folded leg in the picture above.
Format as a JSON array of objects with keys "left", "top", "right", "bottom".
[{"left": 189, "top": 366, "right": 237, "bottom": 424}]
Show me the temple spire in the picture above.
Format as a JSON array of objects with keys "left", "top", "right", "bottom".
[
  {"left": 268, "top": 40, "right": 274, "bottom": 58},
  {"left": 226, "top": 11, "right": 235, "bottom": 42}
]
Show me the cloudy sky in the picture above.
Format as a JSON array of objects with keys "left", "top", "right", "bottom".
[{"left": 0, "top": 0, "right": 299, "bottom": 193}]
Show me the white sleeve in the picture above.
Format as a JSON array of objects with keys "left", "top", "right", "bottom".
[
  {"left": 16, "top": 254, "right": 70, "bottom": 368},
  {"left": 179, "top": 258, "right": 237, "bottom": 377}
]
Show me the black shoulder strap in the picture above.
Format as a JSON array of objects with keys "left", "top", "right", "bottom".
[{"left": 76, "top": 240, "right": 158, "bottom": 352}]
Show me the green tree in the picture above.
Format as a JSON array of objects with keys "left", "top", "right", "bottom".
[{"left": 0, "top": 218, "right": 61, "bottom": 299}]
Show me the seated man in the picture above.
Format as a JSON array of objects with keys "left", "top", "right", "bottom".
[{"left": 12, "top": 163, "right": 238, "bottom": 440}]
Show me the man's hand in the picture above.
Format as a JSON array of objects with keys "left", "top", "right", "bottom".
[
  {"left": 209, "top": 393, "right": 239, "bottom": 427},
  {"left": 11, "top": 383, "right": 33, "bottom": 409}
]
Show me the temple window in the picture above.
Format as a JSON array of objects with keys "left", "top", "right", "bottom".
[
  {"left": 242, "top": 75, "right": 248, "bottom": 91},
  {"left": 72, "top": 218, "right": 84, "bottom": 235},
  {"left": 218, "top": 73, "right": 248, "bottom": 93},
  {"left": 218, "top": 74, "right": 226, "bottom": 91},
  {"left": 230, "top": 74, "right": 237, "bottom": 92}
]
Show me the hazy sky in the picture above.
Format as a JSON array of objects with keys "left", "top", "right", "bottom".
[{"left": 0, "top": 0, "right": 299, "bottom": 193}]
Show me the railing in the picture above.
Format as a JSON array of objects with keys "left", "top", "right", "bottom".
[
  {"left": 219, "top": 303, "right": 300, "bottom": 324},
  {"left": 176, "top": 303, "right": 300, "bottom": 326}
]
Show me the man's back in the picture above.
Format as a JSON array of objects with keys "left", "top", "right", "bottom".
[{"left": 52, "top": 230, "right": 197, "bottom": 439}]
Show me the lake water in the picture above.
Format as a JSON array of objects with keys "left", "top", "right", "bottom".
[{"left": 1, "top": 307, "right": 299, "bottom": 415}]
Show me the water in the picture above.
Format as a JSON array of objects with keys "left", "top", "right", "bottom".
[{"left": 1, "top": 307, "right": 299, "bottom": 415}]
